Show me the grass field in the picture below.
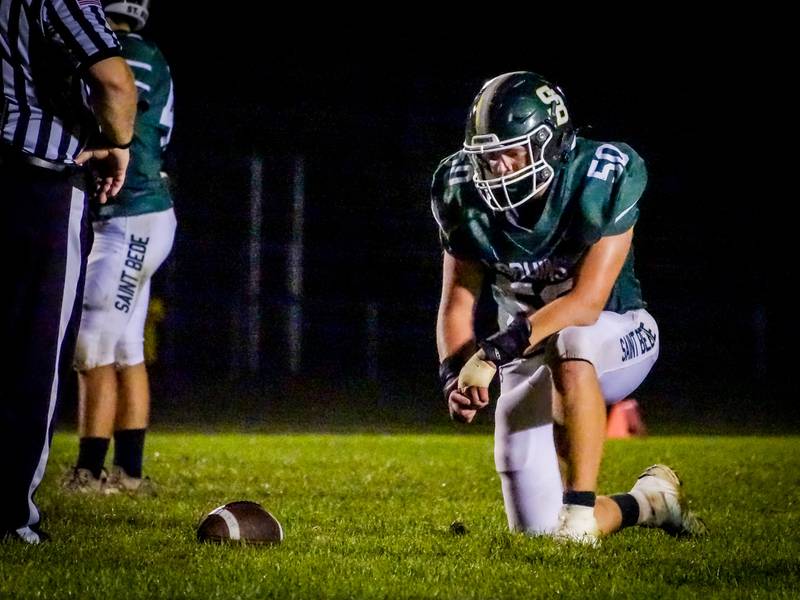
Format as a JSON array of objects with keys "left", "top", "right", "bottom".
[{"left": 2, "top": 431, "right": 799, "bottom": 599}]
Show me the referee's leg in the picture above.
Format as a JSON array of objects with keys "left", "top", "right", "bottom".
[{"left": 0, "top": 168, "right": 88, "bottom": 539}]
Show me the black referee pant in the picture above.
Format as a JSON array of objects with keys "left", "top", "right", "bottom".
[{"left": 0, "top": 159, "right": 89, "bottom": 536}]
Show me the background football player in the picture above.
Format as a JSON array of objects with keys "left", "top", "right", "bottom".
[
  {"left": 65, "top": 0, "right": 175, "bottom": 495},
  {"left": 432, "top": 71, "right": 705, "bottom": 544}
]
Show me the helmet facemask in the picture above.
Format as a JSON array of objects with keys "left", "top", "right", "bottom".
[{"left": 463, "top": 123, "right": 555, "bottom": 212}]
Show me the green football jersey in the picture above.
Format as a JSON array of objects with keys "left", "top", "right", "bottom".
[
  {"left": 431, "top": 137, "right": 647, "bottom": 316},
  {"left": 94, "top": 31, "right": 174, "bottom": 220}
]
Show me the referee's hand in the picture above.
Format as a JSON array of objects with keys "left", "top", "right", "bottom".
[{"left": 76, "top": 147, "right": 130, "bottom": 204}]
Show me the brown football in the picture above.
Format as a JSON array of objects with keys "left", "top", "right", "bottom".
[{"left": 197, "top": 500, "right": 284, "bottom": 544}]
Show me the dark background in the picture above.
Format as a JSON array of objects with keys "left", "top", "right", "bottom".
[{"left": 73, "top": 9, "right": 782, "bottom": 431}]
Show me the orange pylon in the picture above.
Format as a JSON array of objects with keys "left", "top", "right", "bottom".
[{"left": 606, "top": 398, "right": 647, "bottom": 439}]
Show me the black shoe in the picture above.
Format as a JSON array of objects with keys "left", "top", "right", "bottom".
[{"left": 1, "top": 525, "right": 51, "bottom": 544}]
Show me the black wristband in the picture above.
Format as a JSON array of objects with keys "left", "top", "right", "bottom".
[
  {"left": 478, "top": 314, "right": 532, "bottom": 366},
  {"left": 96, "top": 132, "right": 132, "bottom": 149},
  {"left": 439, "top": 354, "right": 466, "bottom": 390}
]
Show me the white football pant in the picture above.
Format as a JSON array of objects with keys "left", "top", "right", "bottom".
[
  {"left": 494, "top": 308, "right": 659, "bottom": 534},
  {"left": 74, "top": 208, "right": 176, "bottom": 370}
]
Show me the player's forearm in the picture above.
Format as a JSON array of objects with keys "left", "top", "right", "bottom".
[
  {"left": 87, "top": 57, "right": 137, "bottom": 146},
  {"left": 436, "top": 306, "right": 476, "bottom": 362},
  {"left": 471, "top": 294, "right": 599, "bottom": 370},
  {"left": 437, "top": 305, "right": 480, "bottom": 400},
  {"left": 525, "top": 228, "right": 633, "bottom": 349},
  {"left": 438, "top": 253, "right": 483, "bottom": 362},
  {"left": 524, "top": 232, "right": 631, "bottom": 349},
  {"left": 528, "top": 293, "right": 604, "bottom": 348}
]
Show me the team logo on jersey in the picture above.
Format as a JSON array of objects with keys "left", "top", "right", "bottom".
[{"left": 493, "top": 257, "right": 570, "bottom": 283}]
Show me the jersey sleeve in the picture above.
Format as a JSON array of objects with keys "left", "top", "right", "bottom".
[
  {"left": 602, "top": 143, "right": 647, "bottom": 236},
  {"left": 578, "top": 142, "right": 647, "bottom": 239},
  {"left": 122, "top": 38, "right": 161, "bottom": 108},
  {"left": 430, "top": 154, "right": 482, "bottom": 261},
  {"left": 122, "top": 37, "right": 175, "bottom": 150}
]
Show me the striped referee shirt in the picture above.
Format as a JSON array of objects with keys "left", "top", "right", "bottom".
[{"left": 0, "top": 0, "right": 121, "bottom": 163}]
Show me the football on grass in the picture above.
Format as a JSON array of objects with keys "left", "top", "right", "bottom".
[{"left": 197, "top": 500, "right": 284, "bottom": 544}]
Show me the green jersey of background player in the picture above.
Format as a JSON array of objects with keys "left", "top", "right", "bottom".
[{"left": 94, "top": 0, "right": 174, "bottom": 220}]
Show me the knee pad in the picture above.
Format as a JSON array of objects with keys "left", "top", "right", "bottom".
[
  {"left": 494, "top": 363, "right": 562, "bottom": 534},
  {"left": 549, "top": 326, "right": 600, "bottom": 367},
  {"left": 496, "top": 427, "right": 563, "bottom": 534}
]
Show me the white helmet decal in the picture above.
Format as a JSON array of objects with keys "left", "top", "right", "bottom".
[{"left": 103, "top": 0, "right": 150, "bottom": 31}]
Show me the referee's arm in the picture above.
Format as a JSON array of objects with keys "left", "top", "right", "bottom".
[
  {"left": 77, "top": 56, "right": 136, "bottom": 202},
  {"left": 86, "top": 56, "right": 137, "bottom": 148}
]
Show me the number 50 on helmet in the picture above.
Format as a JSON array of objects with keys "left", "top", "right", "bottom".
[{"left": 463, "top": 71, "right": 576, "bottom": 211}]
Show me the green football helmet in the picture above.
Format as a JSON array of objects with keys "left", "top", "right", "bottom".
[
  {"left": 102, "top": 0, "right": 150, "bottom": 31},
  {"left": 463, "top": 71, "right": 575, "bottom": 211}
]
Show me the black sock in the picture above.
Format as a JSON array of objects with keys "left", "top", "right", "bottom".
[
  {"left": 563, "top": 490, "right": 596, "bottom": 507},
  {"left": 76, "top": 437, "right": 110, "bottom": 479},
  {"left": 113, "top": 428, "right": 146, "bottom": 478},
  {"left": 610, "top": 493, "right": 640, "bottom": 528}
]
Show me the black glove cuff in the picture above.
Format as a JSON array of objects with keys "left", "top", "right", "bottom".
[{"left": 478, "top": 314, "right": 532, "bottom": 366}]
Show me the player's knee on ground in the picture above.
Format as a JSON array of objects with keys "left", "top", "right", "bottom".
[
  {"left": 498, "top": 465, "right": 562, "bottom": 534},
  {"left": 495, "top": 365, "right": 562, "bottom": 535},
  {"left": 495, "top": 425, "right": 562, "bottom": 534}
]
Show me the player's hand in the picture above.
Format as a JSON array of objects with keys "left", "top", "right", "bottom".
[
  {"left": 457, "top": 350, "right": 497, "bottom": 391},
  {"left": 75, "top": 147, "right": 130, "bottom": 204},
  {"left": 447, "top": 385, "right": 488, "bottom": 424}
]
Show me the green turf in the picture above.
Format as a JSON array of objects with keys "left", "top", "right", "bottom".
[{"left": 2, "top": 434, "right": 799, "bottom": 599}]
